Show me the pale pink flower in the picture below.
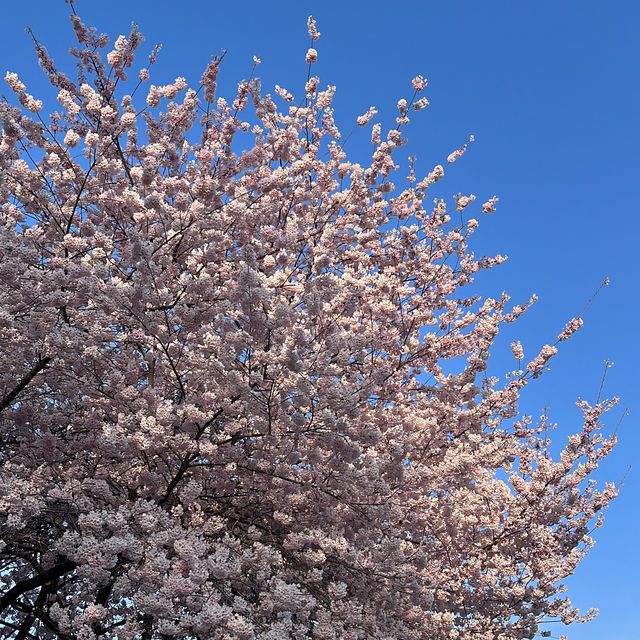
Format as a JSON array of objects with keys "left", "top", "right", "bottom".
[
  {"left": 160, "top": 76, "right": 187, "bottom": 99},
  {"left": 107, "top": 35, "right": 128, "bottom": 67},
  {"left": 447, "top": 136, "right": 474, "bottom": 163},
  {"left": 63, "top": 129, "right": 80, "bottom": 147},
  {"left": 4, "top": 71, "right": 26, "bottom": 94},
  {"left": 315, "top": 85, "right": 335, "bottom": 109},
  {"left": 412, "top": 75, "right": 427, "bottom": 91},
  {"left": 305, "top": 47, "right": 318, "bottom": 64},
  {"left": 527, "top": 344, "right": 558, "bottom": 376},
  {"left": 417, "top": 164, "right": 445, "bottom": 189},
  {"left": 482, "top": 195, "right": 499, "bottom": 213},
  {"left": 275, "top": 85, "right": 294, "bottom": 102},
  {"left": 22, "top": 95, "right": 43, "bottom": 113},
  {"left": 121, "top": 112, "right": 136, "bottom": 128},
  {"left": 200, "top": 57, "right": 221, "bottom": 103},
  {"left": 80, "top": 83, "right": 102, "bottom": 112},
  {"left": 57, "top": 89, "right": 81, "bottom": 115},
  {"left": 307, "top": 15, "right": 321, "bottom": 41},
  {"left": 356, "top": 106, "right": 378, "bottom": 126},
  {"left": 146, "top": 85, "right": 161, "bottom": 107},
  {"left": 84, "top": 131, "right": 100, "bottom": 147},
  {"left": 448, "top": 145, "right": 467, "bottom": 164},
  {"left": 558, "top": 317, "right": 584, "bottom": 341},
  {"left": 413, "top": 97, "right": 429, "bottom": 111},
  {"left": 511, "top": 340, "right": 524, "bottom": 361},
  {"left": 305, "top": 76, "right": 319, "bottom": 94},
  {"left": 371, "top": 122, "right": 382, "bottom": 145},
  {"left": 455, "top": 193, "right": 476, "bottom": 211},
  {"left": 5, "top": 73, "right": 41, "bottom": 112}
]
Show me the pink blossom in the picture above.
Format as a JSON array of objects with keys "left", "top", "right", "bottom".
[
  {"left": 527, "top": 344, "right": 558, "bottom": 377},
  {"left": 356, "top": 106, "right": 378, "bottom": 126},
  {"left": 107, "top": 34, "right": 128, "bottom": 67},
  {"left": 305, "top": 76, "right": 319, "bottom": 94},
  {"left": 121, "top": 111, "right": 136, "bottom": 127},
  {"left": 371, "top": 122, "right": 382, "bottom": 145},
  {"left": 63, "top": 129, "right": 80, "bottom": 147},
  {"left": 4, "top": 71, "right": 26, "bottom": 94},
  {"left": 200, "top": 56, "right": 221, "bottom": 103},
  {"left": 511, "top": 340, "right": 524, "bottom": 361},
  {"left": 558, "top": 317, "right": 584, "bottom": 341},
  {"left": 21, "top": 94, "right": 43, "bottom": 113},
  {"left": 275, "top": 84, "right": 294, "bottom": 102},
  {"left": 5, "top": 72, "right": 42, "bottom": 112},
  {"left": 412, "top": 74, "right": 427, "bottom": 91},
  {"left": 307, "top": 15, "right": 321, "bottom": 41},
  {"left": 413, "top": 96, "right": 429, "bottom": 110},
  {"left": 482, "top": 195, "right": 499, "bottom": 213},
  {"left": 455, "top": 193, "right": 476, "bottom": 211},
  {"left": 57, "top": 89, "right": 81, "bottom": 114}
]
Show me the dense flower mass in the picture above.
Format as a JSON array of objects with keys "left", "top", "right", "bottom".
[{"left": 0, "top": 9, "right": 616, "bottom": 640}]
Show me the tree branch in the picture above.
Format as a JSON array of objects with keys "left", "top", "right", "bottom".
[
  {"left": 0, "top": 356, "right": 52, "bottom": 414},
  {"left": 0, "top": 560, "right": 76, "bottom": 614}
]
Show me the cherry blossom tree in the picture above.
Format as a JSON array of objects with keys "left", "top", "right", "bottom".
[{"left": 0, "top": 7, "right": 617, "bottom": 640}]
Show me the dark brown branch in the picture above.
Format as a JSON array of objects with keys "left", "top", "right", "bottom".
[
  {"left": 0, "top": 356, "right": 52, "bottom": 414},
  {"left": 0, "top": 560, "right": 76, "bottom": 614},
  {"left": 112, "top": 134, "right": 135, "bottom": 186},
  {"left": 14, "top": 580, "right": 49, "bottom": 640},
  {"left": 157, "top": 453, "right": 197, "bottom": 506}
]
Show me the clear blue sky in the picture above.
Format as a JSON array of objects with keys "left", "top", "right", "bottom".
[{"left": 2, "top": 2, "right": 638, "bottom": 638}]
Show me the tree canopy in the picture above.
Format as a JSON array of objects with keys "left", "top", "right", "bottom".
[{"left": 0, "top": 9, "right": 616, "bottom": 640}]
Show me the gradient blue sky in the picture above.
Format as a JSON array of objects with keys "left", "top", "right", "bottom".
[{"left": 2, "top": 2, "right": 638, "bottom": 638}]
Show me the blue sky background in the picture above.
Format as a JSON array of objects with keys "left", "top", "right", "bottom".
[{"left": 2, "top": 1, "right": 638, "bottom": 638}]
